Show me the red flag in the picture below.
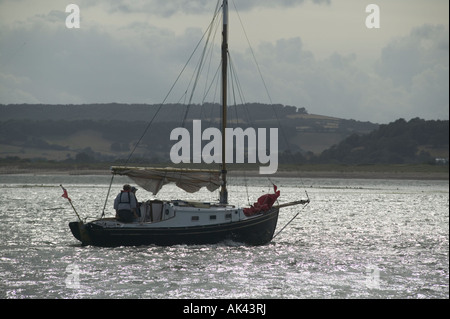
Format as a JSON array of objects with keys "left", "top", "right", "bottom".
[{"left": 61, "top": 185, "right": 71, "bottom": 201}]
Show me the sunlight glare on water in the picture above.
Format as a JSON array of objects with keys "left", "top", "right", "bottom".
[{"left": 0, "top": 174, "right": 448, "bottom": 299}]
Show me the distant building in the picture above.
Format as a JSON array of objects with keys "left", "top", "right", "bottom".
[{"left": 435, "top": 158, "right": 449, "bottom": 165}]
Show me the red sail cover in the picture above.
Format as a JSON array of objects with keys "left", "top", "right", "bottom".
[{"left": 243, "top": 185, "right": 280, "bottom": 216}]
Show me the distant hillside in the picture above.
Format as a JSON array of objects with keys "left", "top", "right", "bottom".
[
  {"left": 2, "top": 103, "right": 307, "bottom": 122},
  {"left": 0, "top": 103, "right": 447, "bottom": 166},
  {"left": 317, "top": 118, "right": 449, "bottom": 164},
  {"left": 0, "top": 103, "right": 378, "bottom": 161}
]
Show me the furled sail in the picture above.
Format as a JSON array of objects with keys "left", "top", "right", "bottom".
[{"left": 111, "top": 166, "right": 221, "bottom": 195}]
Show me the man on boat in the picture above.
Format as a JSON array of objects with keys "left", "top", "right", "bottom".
[
  {"left": 131, "top": 186, "right": 141, "bottom": 218},
  {"left": 114, "top": 184, "right": 138, "bottom": 222}
]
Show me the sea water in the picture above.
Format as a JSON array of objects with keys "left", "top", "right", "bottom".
[{"left": 0, "top": 174, "right": 448, "bottom": 299}]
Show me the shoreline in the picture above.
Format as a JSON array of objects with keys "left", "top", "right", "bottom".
[{"left": 0, "top": 167, "right": 448, "bottom": 180}]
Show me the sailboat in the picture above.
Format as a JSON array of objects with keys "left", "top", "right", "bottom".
[{"left": 68, "top": 0, "right": 309, "bottom": 247}]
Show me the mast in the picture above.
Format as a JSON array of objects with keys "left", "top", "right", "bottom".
[{"left": 219, "top": 0, "right": 228, "bottom": 204}]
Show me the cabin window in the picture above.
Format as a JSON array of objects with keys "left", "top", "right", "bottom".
[
  {"left": 225, "top": 213, "right": 232, "bottom": 220},
  {"left": 210, "top": 215, "right": 217, "bottom": 220},
  {"left": 191, "top": 216, "right": 199, "bottom": 221}
]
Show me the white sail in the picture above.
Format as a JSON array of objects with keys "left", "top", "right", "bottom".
[{"left": 111, "top": 166, "right": 221, "bottom": 195}]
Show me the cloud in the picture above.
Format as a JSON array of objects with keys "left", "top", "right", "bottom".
[
  {"left": 375, "top": 24, "right": 449, "bottom": 120},
  {"left": 231, "top": 37, "right": 368, "bottom": 119},
  {"left": 0, "top": 73, "right": 40, "bottom": 104},
  {"left": 0, "top": 1, "right": 447, "bottom": 124},
  {"left": 227, "top": 0, "right": 331, "bottom": 12},
  {"left": 97, "top": 0, "right": 330, "bottom": 17},
  {"left": 0, "top": 9, "right": 205, "bottom": 105},
  {"left": 376, "top": 24, "right": 449, "bottom": 87},
  {"left": 410, "top": 64, "right": 449, "bottom": 120},
  {"left": 230, "top": 24, "right": 448, "bottom": 123}
]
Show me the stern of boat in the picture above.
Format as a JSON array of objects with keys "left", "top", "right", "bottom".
[{"left": 69, "top": 221, "right": 92, "bottom": 245}]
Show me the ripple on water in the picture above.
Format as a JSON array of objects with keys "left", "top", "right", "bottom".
[{"left": 0, "top": 177, "right": 448, "bottom": 298}]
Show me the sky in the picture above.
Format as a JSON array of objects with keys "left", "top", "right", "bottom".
[{"left": 0, "top": 0, "right": 448, "bottom": 123}]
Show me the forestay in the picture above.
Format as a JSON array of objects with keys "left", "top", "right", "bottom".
[{"left": 111, "top": 166, "right": 221, "bottom": 195}]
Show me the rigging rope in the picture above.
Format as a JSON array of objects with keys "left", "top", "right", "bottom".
[
  {"left": 124, "top": 1, "right": 221, "bottom": 165},
  {"left": 101, "top": 1, "right": 223, "bottom": 215},
  {"left": 272, "top": 191, "right": 310, "bottom": 240},
  {"left": 101, "top": 173, "right": 115, "bottom": 218},
  {"left": 232, "top": 1, "right": 309, "bottom": 205},
  {"left": 180, "top": 0, "right": 222, "bottom": 128}
]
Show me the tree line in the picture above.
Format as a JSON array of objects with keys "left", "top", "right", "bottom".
[
  {"left": 315, "top": 118, "right": 448, "bottom": 164},
  {"left": 1, "top": 104, "right": 447, "bottom": 165}
]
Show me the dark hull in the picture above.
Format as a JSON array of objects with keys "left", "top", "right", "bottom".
[{"left": 69, "top": 208, "right": 279, "bottom": 247}]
